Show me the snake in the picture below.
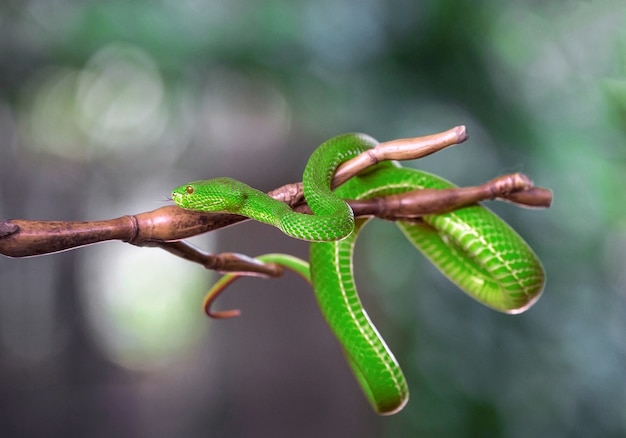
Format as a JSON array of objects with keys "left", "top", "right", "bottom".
[{"left": 171, "top": 133, "right": 545, "bottom": 415}]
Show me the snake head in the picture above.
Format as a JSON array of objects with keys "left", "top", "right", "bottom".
[{"left": 171, "top": 177, "right": 247, "bottom": 213}]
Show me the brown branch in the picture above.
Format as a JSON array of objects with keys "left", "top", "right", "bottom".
[
  {"left": 0, "top": 175, "right": 551, "bottom": 256},
  {"left": 332, "top": 125, "right": 468, "bottom": 188},
  {"left": 348, "top": 173, "right": 551, "bottom": 218},
  {"left": 267, "top": 125, "right": 469, "bottom": 202},
  {"left": 0, "top": 126, "right": 552, "bottom": 275},
  {"left": 0, "top": 208, "right": 240, "bottom": 257}
]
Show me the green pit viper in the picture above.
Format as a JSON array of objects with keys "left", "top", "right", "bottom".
[{"left": 171, "top": 133, "right": 545, "bottom": 415}]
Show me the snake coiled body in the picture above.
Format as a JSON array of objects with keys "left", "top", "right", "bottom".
[{"left": 172, "top": 133, "right": 545, "bottom": 415}]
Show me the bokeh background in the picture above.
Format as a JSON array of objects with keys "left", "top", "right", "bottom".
[{"left": 1, "top": 1, "right": 625, "bottom": 437}]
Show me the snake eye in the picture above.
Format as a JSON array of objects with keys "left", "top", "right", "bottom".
[{"left": 185, "top": 186, "right": 194, "bottom": 195}]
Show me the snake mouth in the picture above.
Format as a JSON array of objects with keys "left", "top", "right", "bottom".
[{"left": 170, "top": 192, "right": 185, "bottom": 207}]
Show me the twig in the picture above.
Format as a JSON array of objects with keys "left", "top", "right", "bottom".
[{"left": 332, "top": 125, "right": 468, "bottom": 188}]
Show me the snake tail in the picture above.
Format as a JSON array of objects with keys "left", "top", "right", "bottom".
[{"left": 310, "top": 219, "right": 410, "bottom": 415}]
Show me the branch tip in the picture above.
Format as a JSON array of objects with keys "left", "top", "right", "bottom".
[
  {"left": 455, "top": 125, "right": 469, "bottom": 143},
  {"left": 0, "top": 221, "right": 19, "bottom": 238}
]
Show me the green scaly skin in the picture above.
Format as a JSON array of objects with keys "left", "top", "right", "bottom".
[{"left": 172, "top": 134, "right": 546, "bottom": 415}]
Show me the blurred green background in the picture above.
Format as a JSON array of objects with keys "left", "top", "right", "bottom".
[{"left": 0, "top": 1, "right": 625, "bottom": 437}]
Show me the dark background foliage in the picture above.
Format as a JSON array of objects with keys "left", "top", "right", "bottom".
[{"left": 0, "top": 1, "right": 625, "bottom": 437}]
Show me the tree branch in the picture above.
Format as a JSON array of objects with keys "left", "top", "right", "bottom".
[{"left": 0, "top": 126, "right": 552, "bottom": 275}]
